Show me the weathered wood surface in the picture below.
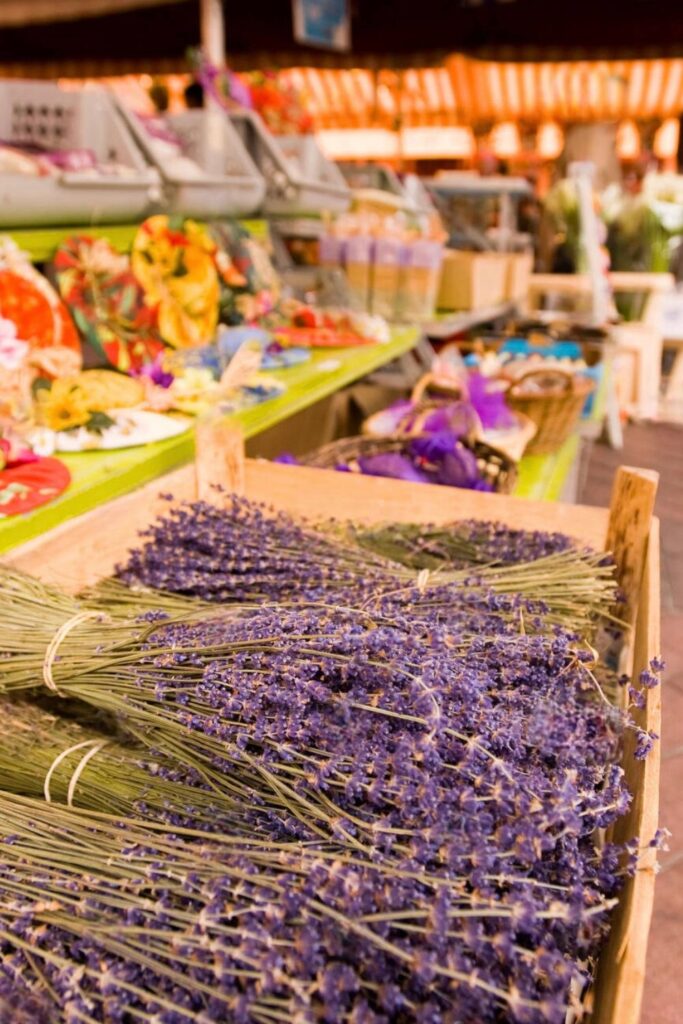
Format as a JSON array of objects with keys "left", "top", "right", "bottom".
[
  {"left": 8, "top": 459, "right": 612, "bottom": 591},
  {"left": 605, "top": 466, "right": 659, "bottom": 628},
  {"left": 592, "top": 519, "right": 661, "bottom": 1024}
]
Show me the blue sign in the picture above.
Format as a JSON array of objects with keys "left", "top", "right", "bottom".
[{"left": 292, "top": 0, "right": 350, "bottom": 51}]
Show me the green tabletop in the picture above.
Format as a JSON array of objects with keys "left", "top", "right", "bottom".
[
  {"left": 0, "top": 326, "right": 420, "bottom": 554},
  {"left": 0, "top": 220, "right": 592, "bottom": 554},
  {"left": 7, "top": 220, "right": 269, "bottom": 262},
  {"left": 514, "top": 435, "right": 580, "bottom": 502}
]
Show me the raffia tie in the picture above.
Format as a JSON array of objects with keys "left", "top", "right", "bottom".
[
  {"left": 44, "top": 739, "right": 110, "bottom": 807},
  {"left": 42, "top": 610, "right": 110, "bottom": 695}
]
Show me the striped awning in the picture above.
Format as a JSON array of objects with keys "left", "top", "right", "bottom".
[
  {"left": 29, "top": 52, "right": 683, "bottom": 132},
  {"left": 450, "top": 54, "right": 683, "bottom": 123},
  {"left": 283, "top": 56, "right": 683, "bottom": 130},
  {"left": 283, "top": 66, "right": 460, "bottom": 129}
]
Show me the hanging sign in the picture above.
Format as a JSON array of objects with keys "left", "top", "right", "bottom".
[{"left": 292, "top": 0, "right": 350, "bottom": 51}]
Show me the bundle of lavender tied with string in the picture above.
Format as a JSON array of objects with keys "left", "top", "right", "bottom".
[
  {"left": 107, "top": 494, "right": 621, "bottom": 636},
  {"left": 0, "top": 496, "right": 662, "bottom": 1022},
  {"left": 0, "top": 791, "right": 659, "bottom": 1024}
]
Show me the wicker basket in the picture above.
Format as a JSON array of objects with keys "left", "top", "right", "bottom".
[
  {"left": 362, "top": 373, "right": 536, "bottom": 463},
  {"left": 300, "top": 433, "right": 517, "bottom": 494},
  {"left": 505, "top": 369, "right": 595, "bottom": 455}
]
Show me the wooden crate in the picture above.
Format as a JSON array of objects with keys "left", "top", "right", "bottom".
[
  {"left": 5, "top": 427, "right": 661, "bottom": 1024},
  {"left": 506, "top": 251, "right": 534, "bottom": 302},
  {"left": 437, "top": 249, "right": 509, "bottom": 311}
]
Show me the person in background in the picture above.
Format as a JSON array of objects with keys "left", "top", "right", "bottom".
[
  {"left": 184, "top": 81, "right": 204, "bottom": 109},
  {"left": 148, "top": 80, "right": 169, "bottom": 114}
]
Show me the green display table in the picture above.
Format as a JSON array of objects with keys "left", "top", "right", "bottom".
[
  {"left": 0, "top": 328, "right": 420, "bottom": 554},
  {"left": 7, "top": 220, "right": 269, "bottom": 262},
  {"left": 515, "top": 436, "right": 580, "bottom": 502},
  {"left": 0, "top": 219, "right": 594, "bottom": 553}
]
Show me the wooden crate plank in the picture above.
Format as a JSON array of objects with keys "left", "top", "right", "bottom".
[
  {"left": 195, "top": 421, "right": 245, "bottom": 502},
  {"left": 605, "top": 466, "right": 659, "bottom": 627},
  {"left": 592, "top": 521, "right": 661, "bottom": 1024},
  {"left": 7, "top": 459, "right": 611, "bottom": 591}
]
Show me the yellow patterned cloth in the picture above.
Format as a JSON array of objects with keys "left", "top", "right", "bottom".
[{"left": 132, "top": 216, "right": 219, "bottom": 349}]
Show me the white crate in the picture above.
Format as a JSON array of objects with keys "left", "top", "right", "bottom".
[
  {"left": 119, "top": 106, "right": 266, "bottom": 219},
  {"left": 0, "top": 81, "right": 161, "bottom": 227},
  {"left": 229, "top": 111, "right": 350, "bottom": 216}
]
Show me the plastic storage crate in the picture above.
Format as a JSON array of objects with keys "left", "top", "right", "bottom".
[
  {"left": 338, "top": 163, "right": 404, "bottom": 196},
  {"left": 118, "top": 106, "right": 266, "bottom": 219},
  {"left": 229, "top": 110, "right": 350, "bottom": 216},
  {"left": 0, "top": 82, "right": 161, "bottom": 227},
  {"left": 339, "top": 164, "right": 435, "bottom": 218}
]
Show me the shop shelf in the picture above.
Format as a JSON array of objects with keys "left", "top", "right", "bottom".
[{"left": 0, "top": 81, "right": 160, "bottom": 227}]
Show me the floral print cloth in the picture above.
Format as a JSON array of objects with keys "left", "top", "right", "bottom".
[
  {"left": 52, "top": 236, "right": 165, "bottom": 373},
  {"left": 34, "top": 370, "right": 145, "bottom": 432},
  {"left": 131, "top": 216, "right": 219, "bottom": 349}
]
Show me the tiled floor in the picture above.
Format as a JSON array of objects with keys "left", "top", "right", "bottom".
[{"left": 578, "top": 423, "right": 683, "bottom": 1021}]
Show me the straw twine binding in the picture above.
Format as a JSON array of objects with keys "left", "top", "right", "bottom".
[{"left": 41, "top": 610, "right": 113, "bottom": 807}]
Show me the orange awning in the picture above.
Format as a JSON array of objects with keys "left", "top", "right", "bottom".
[{"left": 280, "top": 56, "right": 683, "bottom": 130}]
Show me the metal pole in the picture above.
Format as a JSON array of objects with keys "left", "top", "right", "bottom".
[
  {"left": 200, "top": 0, "right": 225, "bottom": 166},
  {"left": 498, "top": 192, "right": 514, "bottom": 252},
  {"left": 200, "top": 0, "right": 225, "bottom": 67}
]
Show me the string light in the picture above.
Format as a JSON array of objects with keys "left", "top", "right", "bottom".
[
  {"left": 616, "top": 120, "right": 641, "bottom": 161},
  {"left": 489, "top": 121, "right": 521, "bottom": 158},
  {"left": 536, "top": 121, "right": 564, "bottom": 160}
]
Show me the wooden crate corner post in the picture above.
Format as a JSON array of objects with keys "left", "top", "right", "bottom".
[
  {"left": 593, "top": 465, "right": 661, "bottom": 1024},
  {"left": 194, "top": 418, "right": 246, "bottom": 504},
  {"left": 604, "top": 466, "right": 659, "bottom": 630}
]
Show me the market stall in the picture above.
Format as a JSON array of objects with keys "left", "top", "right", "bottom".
[
  {"left": 0, "top": 2, "right": 678, "bottom": 1021},
  {"left": 0, "top": 321, "right": 419, "bottom": 553}
]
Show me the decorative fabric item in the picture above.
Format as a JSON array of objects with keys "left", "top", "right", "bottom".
[
  {"left": 209, "top": 222, "right": 280, "bottom": 327},
  {"left": 52, "top": 236, "right": 165, "bottom": 373},
  {"left": 132, "top": 216, "right": 219, "bottom": 349},
  {"left": 34, "top": 370, "right": 145, "bottom": 433},
  {"left": 216, "top": 326, "right": 311, "bottom": 370},
  {"left": 52, "top": 409, "right": 191, "bottom": 453},
  {"left": 0, "top": 238, "right": 81, "bottom": 376},
  {"left": 63, "top": 370, "right": 145, "bottom": 410},
  {"left": 0, "top": 457, "right": 70, "bottom": 518},
  {"left": 0, "top": 319, "right": 32, "bottom": 423},
  {"left": 0, "top": 433, "right": 39, "bottom": 471}
]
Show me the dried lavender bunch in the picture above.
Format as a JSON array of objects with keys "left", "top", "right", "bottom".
[
  {"left": 0, "top": 574, "right": 646, "bottom": 869},
  {"left": 0, "top": 793, "right": 623, "bottom": 1024},
  {"left": 117, "top": 494, "right": 396, "bottom": 604},
  {"left": 0, "top": 973, "right": 54, "bottom": 1024},
  {"left": 349, "top": 519, "right": 578, "bottom": 569},
  {"left": 0, "top": 698, "right": 267, "bottom": 835},
  {"left": 112, "top": 496, "right": 618, "bottom": 633}
]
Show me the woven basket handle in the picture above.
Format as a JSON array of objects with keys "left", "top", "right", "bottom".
[
  {"left": 411, "top": 373, "right": 462, "bottom": 403},
  {"left": 507, "top": 368, "right": 576, "bottom": 398}
]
